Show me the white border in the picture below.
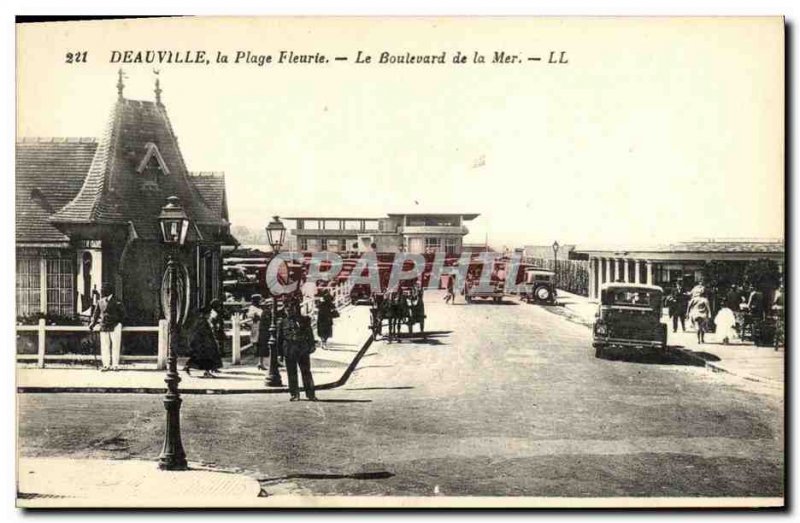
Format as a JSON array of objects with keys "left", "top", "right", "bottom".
[{"left": 3, "top": 2, "right": 796, "bottom": 522}]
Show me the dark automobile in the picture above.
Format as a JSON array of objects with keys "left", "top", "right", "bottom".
[
  {"left": 222, "top": 265, "right": 260, "bottom": 301},
  {"left": 592, "top": 283, "right": 667, "bottom": 358}
]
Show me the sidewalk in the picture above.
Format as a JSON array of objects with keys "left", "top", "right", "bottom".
[
  {"left": 17, "top": 304, "right": 374, "bottom": 394},
  {"left": 17, "top": 457, "right": 261, "bottom": 508},
  {"left": 553, "top": 289, "right": 784, "bottom": 385}
]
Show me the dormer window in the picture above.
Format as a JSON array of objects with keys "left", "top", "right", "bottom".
[{"left": 136, "top": 142, "right": 170, "bottom": 191}]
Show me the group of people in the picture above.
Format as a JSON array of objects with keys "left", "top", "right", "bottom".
[
  {"left": 665, "top": 281, "right": 780, "bottom": 345},
  {"left": 230, "top": 289, "right": 340, "bottom": 401},
  {"left": 370, "top": 283, "right": 426, "bottom": 342}
]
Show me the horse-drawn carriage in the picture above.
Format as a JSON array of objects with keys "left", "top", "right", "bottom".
[{"left": 369, "top": 286, "right": 426, "bottom": 342}]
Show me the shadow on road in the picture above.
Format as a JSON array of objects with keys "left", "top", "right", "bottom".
[
  {"left": 394, "top": 330, "right": 452, "bottom": 338},
  {"left": 313, "top": 398, "right": 373, "bottom": 403},
  {"left": 465, "top": 300, "right": 520, "bottom": 306},
  {"left": 259, "top": 470, "right": 394, "bottom": 483},
  {"left": 343, "top": 386, "right": 414, "bottom": 391},
  {"left": 596, "top": 346, "right": 710, "bottom": 367}
]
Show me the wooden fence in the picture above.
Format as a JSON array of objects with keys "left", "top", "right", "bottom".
[
  {"left": 16, "top": 279, "right": 355, "bottom": 370},
  {"left": 522, "top": 257, "right": 590, "bottom": 297}
]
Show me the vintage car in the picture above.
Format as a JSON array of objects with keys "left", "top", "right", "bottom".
[
  {"left": 520, "top": 269, "right": 557, "bottom": 304},
  {"left": 592, "top": 283, "right": 667, "bottom": 358},
  {"left": 465, "top": 278, "right": 505, "bottom": 303},
  {"left": 222, "top": 265, "right": 260, "bottom": 300}
]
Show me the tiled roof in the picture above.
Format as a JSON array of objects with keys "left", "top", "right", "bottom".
[
  {"left": 663, "top": 241, "right": 784, "bottom": 254},
  {"left": 16, "top": 139, "right": 98, "bottom": 244},
  {"left": 189, "top": 172, "right": 227, "bottom": 222},
  {"left": 51, "top": 98, "right": 225, "bottom": 240},
  {"left": 576, "top": 240, "right": 784, "bottom": 254}
]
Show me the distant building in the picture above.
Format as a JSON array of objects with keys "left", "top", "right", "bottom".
[
  {"left": 286, "top": 217, "right": 382, "bottom": 253},
  {"left": 520, "top": 244, "right": 586, "bottom": 261},
  {"left": 287, "top": 213, "right": 479, "bottom": 255},
  {"left": 575, "top": 239, "right": 785, "bottom": 301},
  {"left": 462, "top": 243, "right": 497, "bottom": 254},
  {"left": 16, "top": 75, "right": 236, "bottom": 323}
]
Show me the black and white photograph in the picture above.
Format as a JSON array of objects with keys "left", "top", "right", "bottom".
[{"left": 12, "top": 15, "right": 785, "bottom": 508}]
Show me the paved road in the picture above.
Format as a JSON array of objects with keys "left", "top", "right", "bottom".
[{"left": 17, "top": 291, "right": 784, "bottom": 498}]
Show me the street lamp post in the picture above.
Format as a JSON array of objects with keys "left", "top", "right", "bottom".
[
  {"left": 157, "top": 196, "right": 190, "bottom": 471},
  {"left": 265, "top": 216, "right": 286, "bottom": 387},
  {"left": 552, "top": 241, "right": 560, "bottom": 289}
]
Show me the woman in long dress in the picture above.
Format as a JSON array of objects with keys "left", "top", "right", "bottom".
[
  {"left": 316, "top": 291, "right": 336, "bottom": 348},
  {"left": 183, "top": 307, "right": 221, "bottom": 377},
  {"left": 714, "top": 306, "right": 737, "bottom": 345}
]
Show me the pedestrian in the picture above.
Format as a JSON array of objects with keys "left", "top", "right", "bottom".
[
  {"left": 746, "top": 285, "right": 765, "bottom": 320},
  {"left": 316, "top": 290, "right": 338, "bottom": 349},
  {"left": 410, "top": 283, "right": 426, "bottom": 333},
  {"left": 279, "top": 299, "right": 318, "bottom": 401},
  {"left": 88, "top": 282, "right": 125, "bottom": 371},
  {"left": 725, "top": 284, "right": 745, "bottom": 333},
  {"left": 444, "top": 275, "right": 455, "bottom": 304},
  {"left": 714, "top": 305, "right": 737, "bottom": 345},
  {"left": 246, "top": 294, "right": 265, "bottom": 369},
  {"left": 183, "top": 306, "right": 221, "bottom": 377},
  {"left": 665, "top": 286, "right": 686, "bottom": 333},
  {"left": 687, "top": 290, "right": 711, "bottom": 344},
  {"left": 207, "top": 299, "right": 227, "bottom": 373}
]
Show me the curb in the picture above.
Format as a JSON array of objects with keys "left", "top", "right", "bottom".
[
  {"left": 17, "top": 334, "right": 374, "bottom": 395},
  {"left": 668, "top": 346, "right": 782, "bottom": 386}
]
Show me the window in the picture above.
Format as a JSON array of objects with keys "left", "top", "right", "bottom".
[
  {"left": 425, "top": 237, "right": 442, "bottom": 253},
  {"left": 46, "top": 258, "right": 74, "bottom": 316},
  {"left": 445, "top": 237, "right": 459, "bottom": 255},
  {"left": 326, "top": 238, "right": 340, "bottom": 252},
  {"left": 16, "top": 257, "right": 40, "bottom": 316},
  {"left": 16, "top": 253, "right": 75, "bottom": 318},
  {"left": 298, "top": 238, "right": 308, "bottom": 251}
]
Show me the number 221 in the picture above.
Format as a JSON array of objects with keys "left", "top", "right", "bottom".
[{"left": 65, "top": 51, "right": 88, "bottom": 64}]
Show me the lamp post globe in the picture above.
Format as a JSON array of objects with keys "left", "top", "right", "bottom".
[
  {"left": 265, "top": 216, "right": 286, "bottom": 387},
  {"left": 157, "top": 196, "right": 189, "bottom": 471}
]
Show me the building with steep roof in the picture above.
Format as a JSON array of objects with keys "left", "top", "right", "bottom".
[{"left": 16, "top": 75, "right": 236, "bottom": 323}]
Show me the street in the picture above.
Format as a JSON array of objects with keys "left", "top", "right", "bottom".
[{"left": 17, "top": 291, "right": 784, "bottom": 498}]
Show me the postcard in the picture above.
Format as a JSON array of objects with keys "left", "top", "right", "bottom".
[{"left": 15, "top": 16, "right": 784, "bottom": 508}]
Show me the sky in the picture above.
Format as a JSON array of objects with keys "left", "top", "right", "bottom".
[{"left": 16, "top": 17, "right": 784, "bottom": 250}]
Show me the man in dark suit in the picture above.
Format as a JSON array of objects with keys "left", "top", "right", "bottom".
[
  {"left": 89, "top": 282, "right": 125, "bottom": 371},
  {"left": 279, "top": 299, "right": 317, "bottom": 402}
]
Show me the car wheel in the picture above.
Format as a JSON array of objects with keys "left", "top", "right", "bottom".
[
  {"left": 594, "top": 344, "right": 606, "bottom": 358},
  {"left": 494, "top": 297, "right": 501, "bottom": 303},
  {"left": 535, "top": 286, "right": 552, "bottom": 302}
]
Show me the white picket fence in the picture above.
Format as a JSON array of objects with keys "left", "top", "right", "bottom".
[
  {"left": 16, "top": 280, "right": 355, "bottom": 370},
  {"left": 16, "top": 320, "right": 168, "bottom": 369}
]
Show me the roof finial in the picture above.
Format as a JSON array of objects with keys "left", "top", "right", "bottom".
[
  {"left": 153, "top": 69, "right": 163, "bottom": 105},
  {"left": 116, "top": 68, "right": 125, "bottom": 100}
]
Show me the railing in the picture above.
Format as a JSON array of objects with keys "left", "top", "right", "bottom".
[
  {"left": 16, "top": 279, "right": 356, "bottom": 371},
  {"left": 227, "top": 278, "right": 354, "bottom": 365},
  {"left": 16, "top": 320, "right": 168, "bottom": 369}
]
